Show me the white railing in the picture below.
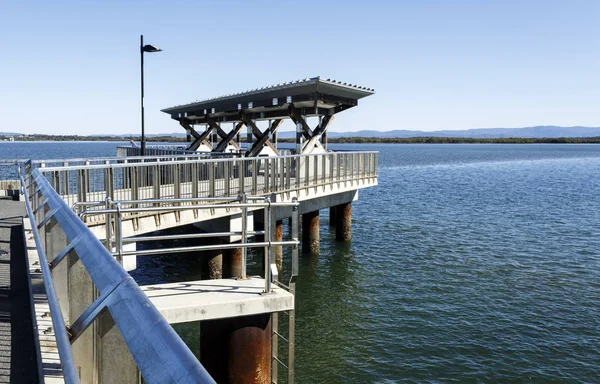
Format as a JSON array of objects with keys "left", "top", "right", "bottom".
[{"left": 35, "top": 152, "right": 378, "bottom": 218}]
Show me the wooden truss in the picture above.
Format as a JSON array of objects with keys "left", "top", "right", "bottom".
[
  {"left": 179, "top": 105, "right": 337, "bottom": 155},
  {"left": 289, "top": 104, "right": 335, "bottom": 152}
]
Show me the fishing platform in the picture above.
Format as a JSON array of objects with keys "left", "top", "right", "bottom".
[{"left": 0, "top": 77, "right": 378, "bottom": 383}]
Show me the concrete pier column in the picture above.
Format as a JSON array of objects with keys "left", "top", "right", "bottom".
[
  {"left": 329, "top": 206, "right": 337, "bottom": 227},
  {"left": 302, "top": 210, "right": 320, "bottom": 254},
  {"left": 275, "top": 220, "right": 283, "bottom": 271},
  {"left": 200, "top": 314, "right": 271, "bottom": 383},
  {"left": 335, "top": 202, "right": 352, "bottom": 242},
  {"left": 223, "top": 244, "right": 243, "bottom": 279},
  {"left": 201, "top": 237, "right": 223, "bottom": 280}
]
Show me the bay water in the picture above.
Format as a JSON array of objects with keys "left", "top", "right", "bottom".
[{"left": 1, "top": 142, "right": 598, "bottom": 382}]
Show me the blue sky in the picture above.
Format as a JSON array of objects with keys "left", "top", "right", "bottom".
[{"left": 0, "top": 1, "right": 598, "bottom": 135}]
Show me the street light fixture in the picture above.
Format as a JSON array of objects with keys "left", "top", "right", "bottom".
[{"left": 140, "top": 35, "right": 162, "bottom": 156}]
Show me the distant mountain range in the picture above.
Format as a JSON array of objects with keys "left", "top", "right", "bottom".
[
  {"left": 2, "top": 126, "right": 600, "bottom": 139},
  {"left": 281, "top": 126, "right": 600, "bottom": 139}
]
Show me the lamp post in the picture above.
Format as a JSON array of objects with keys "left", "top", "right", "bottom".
[{"left": 140, "top": 35, "right": 162, "bottom": 156}]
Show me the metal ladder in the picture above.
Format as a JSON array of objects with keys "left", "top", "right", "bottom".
[{"left": 271, "top": 202, "right": 299, "bottom": 384}]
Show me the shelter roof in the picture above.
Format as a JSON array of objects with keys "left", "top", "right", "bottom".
[{"left": 161, "top": 77, "right": 374, "bottom": 124}]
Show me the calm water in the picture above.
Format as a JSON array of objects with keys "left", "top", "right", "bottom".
[{"left": 2, "top": 142, "right": 599, "bottom": 382}]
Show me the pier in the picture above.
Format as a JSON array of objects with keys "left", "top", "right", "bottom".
[{"left": 0, "top": 77, "right": 378, "bottom": 383}]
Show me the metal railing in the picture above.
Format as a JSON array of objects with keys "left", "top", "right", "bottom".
[
  {"left": 73, "top": 194, "right": 301, "bottom": 383},
  {"left": 81, "top": 195, "right": 299, "bottom": 295},
  {"left": 0, "top": 159, "right": 25, "bottom": 195},
  {"left": 35, "top": 151, "right": 378, "bottom": 221},
  {"left": 21, "top": 165, "right": 216, "bottom": 384},
  {"left": 117, "top": 145, "right": 243, "bottom": 157}
]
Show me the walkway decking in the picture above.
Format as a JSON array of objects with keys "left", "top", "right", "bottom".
[{"left": 0, "top": 197, "right": 39, "bottom": 383}]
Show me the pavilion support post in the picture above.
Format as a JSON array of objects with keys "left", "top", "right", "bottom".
[
  {"left": 335, "top": 202, "right": 352, "bottom": 242},
  {"left": 295, "top": 119, "right": 304, "bottom": 154},
  {"left": 246, "top": 122, "right": 253, "bottom": 153},
  {"left": 302, "top": 210, "right": 319, "bottom": 254}
]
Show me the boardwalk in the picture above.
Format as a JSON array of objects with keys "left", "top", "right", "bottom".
[{"left": 0, "top": 197, "right": 39, "bottom": 383}]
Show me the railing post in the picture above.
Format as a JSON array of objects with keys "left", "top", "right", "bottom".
[
  {"left": 288, "top": 196, "right": 299, "bottom": 383},
  {"left": 241, "top": 193, "right": 248, "bottom": 279},
  {"left": 321, "top": 153, "right": 326, "bottom": 192},
  {"left": 314, "top": 154, "right": 319, "bottom": 193},
  {"left": 279, "top": 157, "right": 284, "bottom": 193},
  {"left": 61, "top": 162, "right": 68, "bottom": 196},
  {"left": 238, "top": 159, "right": 245, "bottom": 195},
  {"left": 209, "top": 162, "right": 215, "bottom": 197},
  {"left": 264, "top": 158, "right": 270, "bottom": 194},
  {"left": 224, "top": 161, "right": 231, "bottom": 197},
  {"left": 304, "top": 155, "right": 309, "bottom": 189},
  {"left": 115, "top": 202, "right": 123, "bottom": 266},
  {"left": 105, "top": 196, "right": 112, "bottom": 250},
  {"left": 131, "top": 165, "right": 139, "bottom": 202},
  {"left": 153, "top": 163, "right": 160, "bottom": 200},
  {"left": 104, "top": 160, "right": 114, "bottom": 202},
  {"left": 252, "top": 159, "right": 258, "bottom": 195},
  {"left": 344, "top": 153, "right": 348, "bottom": 187},
  {"left": 192, "top": 162, "right": 199, "bottom": 198},
  {"left": 263, "top": 196, "right": 271, "bottom": 294}
]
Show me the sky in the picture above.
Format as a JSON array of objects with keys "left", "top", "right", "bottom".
[{"left": 0, "top": 1, "right": 598, "bottom": 135}]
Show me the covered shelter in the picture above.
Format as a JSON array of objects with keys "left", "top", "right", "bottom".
[{"left": 161, "top": 77, "right": 375, "bottom": 156}]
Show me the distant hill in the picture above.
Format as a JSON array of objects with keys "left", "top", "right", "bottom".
[
  {"left": 2, "top": 126, "right": 599, "bottom": 139},
  {"left": 279, "top": 126, "right": 600, "bottom": 139}
]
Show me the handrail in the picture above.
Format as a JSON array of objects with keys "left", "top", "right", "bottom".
[
  {"left": 30, "top": 151, "right": 234, "bottom": 168},
  {"left": 37, "top": 150, "right": 379, "bottom": 172},
  {"left": 23, "top": 168, "right": 216, "bottom": 384},
  {"left": 21, "top": 174, "right": 80, "bottom": 382},
  {"left": 35, "top": 151, "right": 378, "bottom": 222},
  {"left": 92, "top": 195, "right": 300, "bottom": 293}
]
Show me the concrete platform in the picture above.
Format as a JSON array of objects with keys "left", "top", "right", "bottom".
[{"left": 141, "top": 277, "right": 293, "bottom": 324}]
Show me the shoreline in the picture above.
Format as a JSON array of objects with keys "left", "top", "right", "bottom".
[{"left": 1, "top": 135, "right": 599, "bottom": 144}]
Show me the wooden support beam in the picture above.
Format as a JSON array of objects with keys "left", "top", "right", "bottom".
[
  {"left": 240, "top": 113, "right": 278, "bottom": 154},
  {"left": 313, "top": 115, "right": 334, "bottom": 136},
  {"left": 184, "top": 122, "right": 213, "bottom": 151},
  {"left": 179, "top": 120, "right": 202, "bottom": 140},
  {"left": 213, "top": 121, "right": 245, "bottom": 153},
  {"left": 247, "top": 119, "right": 283, "bottom": 157},
  {"left": 207, "top": 120, "right": 241, "bottom": 150},
  {"left": 288, "top": 104, "right": 313, "bottom": 138}
]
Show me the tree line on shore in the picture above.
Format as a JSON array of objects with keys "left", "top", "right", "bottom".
[{"left": 2, "top": 134, "right": 600, "bottom": 144}]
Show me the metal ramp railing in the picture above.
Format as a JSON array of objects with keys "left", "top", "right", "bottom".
[{"left": 20, "top": 164, "right": 216, "bottom": 383}]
